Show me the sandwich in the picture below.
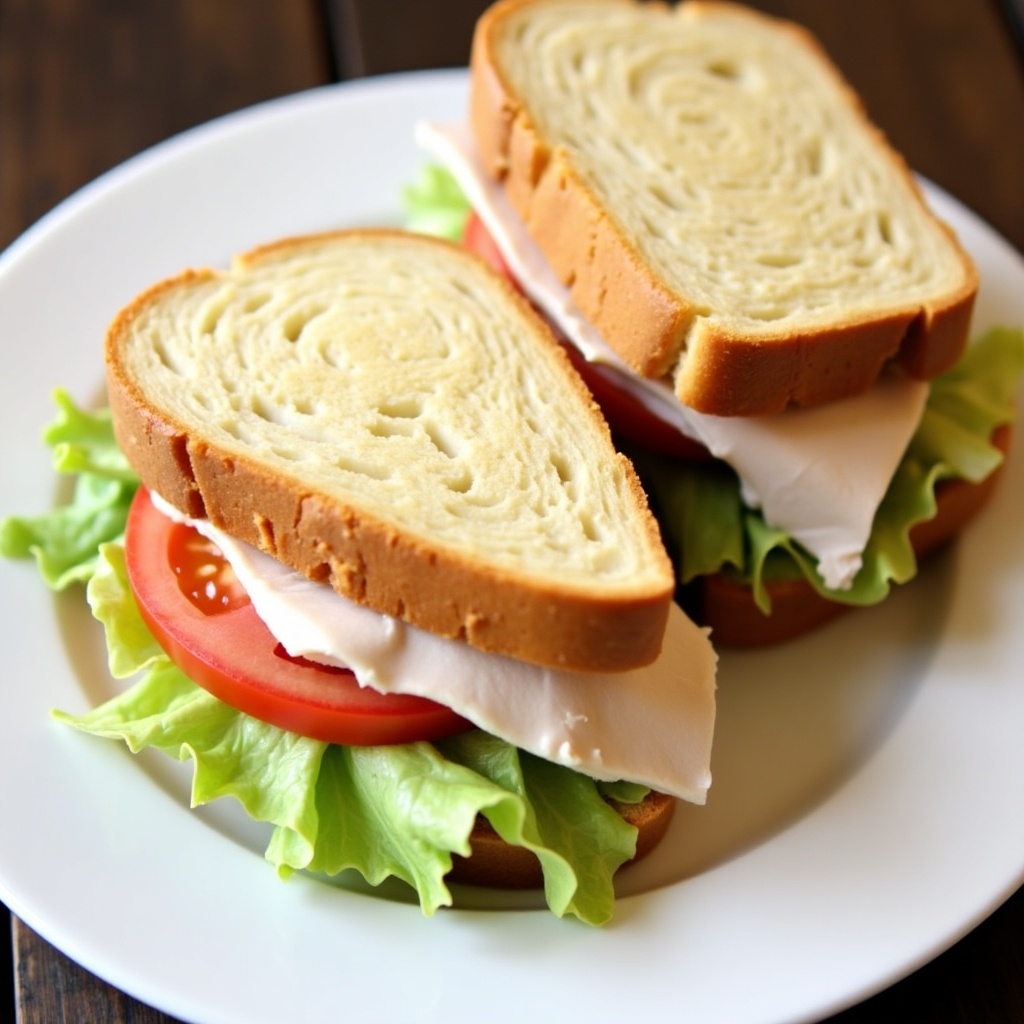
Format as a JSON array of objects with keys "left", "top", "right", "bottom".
[
  {"left": 1, "top": 229, "right": 717, "bottom": 926},
  {"left": 409, "top": 0, "right": 1024, "bottom": 646}
]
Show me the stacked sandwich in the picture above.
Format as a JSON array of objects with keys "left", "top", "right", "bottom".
[
  {"left": 413, "top": 0, "right": 1023, "bottom": 646},
  {"left": 3, "top": 230, "right": 717, "bottom": 926}
]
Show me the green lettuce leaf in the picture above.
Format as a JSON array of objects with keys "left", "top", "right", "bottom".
[
  {"left": 43, "top": 389, "right": 138, "bottom": 482},
  {"left": 302, "top": 731, "right": 635, "bottom": 923},
  {"left": 401, "top": 163, "right": 471, "bottom": 242},
  {"left": 0, "top": 389, "right": 137, "bottom": 589},
  {"left": 437, "top": 730, "right": 638, "bottom": 923},
  {"left": 632, "top": 326, "right": 1024, "bottom": 612}
]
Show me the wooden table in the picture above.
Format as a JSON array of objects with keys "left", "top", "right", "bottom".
[{"left": 2, "top": 1, "right": 1023, "bottom": 1021}]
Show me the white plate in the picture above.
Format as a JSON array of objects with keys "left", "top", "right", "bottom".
[{"left": 1, "top": 69, "right": 1023, "bottom": 1024}]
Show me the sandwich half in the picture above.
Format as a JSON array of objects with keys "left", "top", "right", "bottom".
[
  {"left": 3, "top": 229, "right": 717, "bottom": 924},
  {"left": 409, "top": 0, "right": 1023, "bottom": 646}
]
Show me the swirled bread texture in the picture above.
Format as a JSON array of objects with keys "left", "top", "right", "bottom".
[
  {"left": 470, "top": 0, "right": 978, "bottom": 415},
  {"left": 105, "top": 230, "right": 675, "bottom": 671}
]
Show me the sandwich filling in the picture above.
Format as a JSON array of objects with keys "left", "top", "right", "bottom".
[
  {"left": 148, "top": 490, "right": 716, "bottom": 802},
  {"left": 410, "top": 123, "right": 1024, "bottom": 612}
]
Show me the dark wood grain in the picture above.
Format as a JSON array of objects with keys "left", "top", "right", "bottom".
[
  {"left": 2, "top": 913, "right": 13, "bottom": 1024},
  {"left": 998, "top": 0, "right": 1024, "bottom": 58},
  {"left": 13, "top": 917, "right": 186, "bottom": 1024},
  {"left": 326, "top": 0, "right": 490, "bottom": 77},
  {"left": 2, "top": 1, "right": 1023, "bottom": 1022},
  {"left": 0, "top": 0, "right": 332, "bottom": 251}
]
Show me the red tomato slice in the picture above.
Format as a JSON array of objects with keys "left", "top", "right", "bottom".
[
  {"left": 124, "top": 487, "right": 472, "bottom": 745},
  {"left": 461, "top": 211, "right": 710, "bottom": 460},
  {"left": 462, "top": 208, "right": 515, "bottom": 281},
  {"left": 559, "top": 343, "right": 713, "bottom": 462}
]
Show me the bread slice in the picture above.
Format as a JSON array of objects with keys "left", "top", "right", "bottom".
[
  {"left": 105, "top": 229, "right": 675, "bottom": 672},
  {"left": 470, "top": 0, "right": 978, "bottom": 416},
  {"left": 450, "top": 789, "right": 675, "bottom": 888},
  {"left": 692, "top": 425, "right": 1012, "bottom": 646}
]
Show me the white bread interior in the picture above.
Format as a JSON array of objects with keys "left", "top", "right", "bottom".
[
  {"left": 470, "top": 0, "right": 978, "bottom": 415},
  {"left": 105, "top": 229, "right": 675, "bottom": 671}
]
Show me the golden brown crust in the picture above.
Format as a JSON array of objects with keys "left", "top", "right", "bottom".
[
  {"left": 694, "top": 424, "right": 1013, "bottom": 647},
  {"left": 894, "top": 237, "right": 980, "bottom": 381},
  {"left": 105, "top": 269, "right": 215, "bottom": 521},
  {"left": 471, "top": 0, "right": 691, "bottom": 381},
  {"left": 469, "top": 0, "right": 979, "bottom": 416},
  {"left": 448, "top": 789, "right": 676, "bottom": 889},
  {"left": 105, "top": 229, "right": 675, "bottom": 672}
]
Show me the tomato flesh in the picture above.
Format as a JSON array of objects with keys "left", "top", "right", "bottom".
[
  {"left": 168, "top": 519, "right": 249, "bottom": 614},
  {"left": 559, "top": 343, "right": 713, "bottom": 462},
  {"left": 124, "top": 487, "right": 472, "bottom": 745},
  {"left": 462, "top": 209, "right": 515, "bottom": 282},
  {"left": 461, "top": 211, "right": 709, "bottom": 460}
]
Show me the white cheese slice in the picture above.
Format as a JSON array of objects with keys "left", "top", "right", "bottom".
[
  {"left": 416, "top": 121, "right": 930, "bottom": 590},
  {"left": 152, "top": 495, "right": 717, "bottom": 805}
]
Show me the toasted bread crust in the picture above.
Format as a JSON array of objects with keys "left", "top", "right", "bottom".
[
  {"left": 471, "top": 3, "right": 690, "bottom": 381},
  {"left": 470, "top": 0, "right": 978, "bottom": 416},
  {"left": 694, "top": 424, "right": 1012, "bottom": 646},
  {"left": 105, "top": 229, "right": 675, "bottom": 672},
  {"left": 449, "top": 789, "right": 676, "bottom": 889}
]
